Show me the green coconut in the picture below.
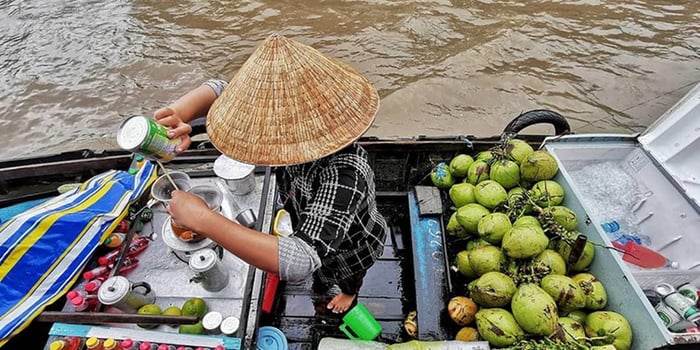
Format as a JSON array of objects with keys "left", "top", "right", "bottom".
[
  {"left": 430, "top": 162, "right": 454, "bottom": 189},
  {"left": 468, "top": 271, "right": 517, "bottom": 307},
  {"left": 455, "top": 250, "right": 477, "bottom": 279},
  {"left": 557, "top": 317, "right": 586, "bottom": 344},
  {"left": 466, "top": 160, "right": 490, "bottom": 185},
  {"left": 475, "top": 151, "right": 495, "bottom": 162},
  {"left": 501, "top": 225, "right": 549, "bottom": 259},
  {"left": 449, "top": 154, "right": 475, "bottom": 178},
  {"left": 542, "top": 205, "right": 578, "bottom": 231},
  {"left": 572, "top": 273, "right": 607, "bottom": 310},
  {"left": 474, "top": 180, "right": 507, "bottom": 209},
  {"left": 477, "top": 212, "right": 512, "bottom": 245},
  {"left": 467, "top": 245, "right": 506, "bottom": 277},
  {"left": 466, "top": 238, "right": 492, "bottom": 251},
  {"left": 513, "top": 215, "right": 541, "bottom": 228},
  {"left": 489, "top": 159, "right": 521, "bottom": 189},
  {"left": 511, "top": 283, "right": 559, "bottom": 336},
  {"left": 556, "top": 234, "right": 595, "bottom": 271},
  {"left": 446, "top": 212, "right": 468, "bottom": 238},
  {"left": 585, "top": 311, "right": 633, "bottom": 350},
  {"left": 507, "top": 187, "right": 533, "bottom": 214},
  {"left": 530, "top": 180, "right": 565, "bottom": 207},
  {"left": 506, "top": 139, "right": 535, "bottom": 164},
  {"left": 456, "top": 203, "right": 491, "bottom": 234},
  {"left": 475, "top": 308, "right": 524, "bottom": 348},
  {"left": 540, "top": 274, "right": 586, "bottom": 312},
  {"left": 565, "top": 310, "right": 588, "bottom": 324},
  {"left": 533, "top": 249, "right": 567, "bottom": 275},
  {"left": 449, "top": 182, "right": 477, "bottom": 208},
  {"left": 520, "top": 150, "right": 559, "bottom": 182}
]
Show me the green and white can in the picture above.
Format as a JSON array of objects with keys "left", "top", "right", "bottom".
[{"left": 117, "top": 115, "right": 181, "bottom": 162}]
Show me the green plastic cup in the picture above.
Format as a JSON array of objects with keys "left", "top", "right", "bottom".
[{"left": 339, "top": 303, "right": 382, "bottom": 341}]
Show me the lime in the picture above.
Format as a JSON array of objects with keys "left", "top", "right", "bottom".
[
  {"left": 178, "top": 321, "right": 205, "bottom": 335},
  {"left": 181, "top": 297, "right": 208, "bottom": 318},
  {"left": 136, "top": 304, "right": 162, "bottom": 329}
]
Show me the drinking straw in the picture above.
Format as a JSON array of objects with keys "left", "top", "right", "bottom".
[{"left": 156, "top": 161, "right": 180, "bottom": 191}]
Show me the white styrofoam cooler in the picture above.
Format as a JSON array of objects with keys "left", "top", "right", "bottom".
[{"left": 542, "top": 83, "right": 700, "bottom": 349}]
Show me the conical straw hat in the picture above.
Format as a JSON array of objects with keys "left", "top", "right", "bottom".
[{"left": 206, "top": 33, "right": 379, "bottom": 166}]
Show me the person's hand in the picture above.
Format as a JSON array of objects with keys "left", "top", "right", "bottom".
[
  {"left": 153, "top": 107, "right": 193, "bottom": 153},
  {"left": 167, "top": 190, "right": 212, "bottom": 234}
]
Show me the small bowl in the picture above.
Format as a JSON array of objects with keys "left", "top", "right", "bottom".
[{"left": 151, "top": 171, "right": 192, "bottom": 203}]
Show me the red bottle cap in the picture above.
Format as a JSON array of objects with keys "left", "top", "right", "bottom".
[
  {"left": 66, "top": 290, "right": 78, "bottom": 300},
  {"left": 98, "top": 256, "right": 110, "bottom": 266},
  {"left": 139, "top": 343, "right": 152, "bottom": 350},
  {"left": 70, "top": 296, "right": 85, "bottom": 305},
  {"left": 83, "top": 271, "right": 94, "bottom": 280},
  {"left": 121, "top": 339, "right": 134, "bottom": 348},
  {"left": 85, "top": 280, "right": 100, "bottom": 293}
]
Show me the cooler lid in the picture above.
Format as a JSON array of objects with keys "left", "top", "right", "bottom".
[{"left": 638, "top": 82, "right": 700, "bottom": 207}]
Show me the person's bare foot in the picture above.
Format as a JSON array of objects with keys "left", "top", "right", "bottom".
[{"left": 327, "top": 291, "right": 356, "bottom": 314}]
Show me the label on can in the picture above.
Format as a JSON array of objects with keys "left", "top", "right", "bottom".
[
  {"left": 656, "top": 300, "right": 682, "bottom": 328},
  {"left": 117, "top": 116, "right": 181, "bottom": 162},
  {"left": 678, "top": 283, "right": 700, "bottom": 304},
  {"left": 664, "top": 292, "right": 700, "bottom": 320}
]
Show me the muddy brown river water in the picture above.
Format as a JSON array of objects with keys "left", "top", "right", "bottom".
[{"left": 1, "top": 0, "right": 698, "bottom": 160}]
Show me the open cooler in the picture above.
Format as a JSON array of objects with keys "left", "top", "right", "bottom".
[{"left": 542, "top": 83, "right": 700, "bottom": 349}]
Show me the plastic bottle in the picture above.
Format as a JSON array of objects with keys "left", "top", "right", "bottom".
[
  {"left": 83, "top": 265, "right": 110, "bottom": 280},
  {"left": 139, "top": 342, "right": 157, "bottom": 350},
  {"left": 600, "top": 218, "right": 651, "bottom": 246},
  {"left": 103, "top": 338, "right": 122, "bottom": 350},
  {"left": 105, "top": 232, "right": 126, "bottom": 248},
  {"left": 84, "top": 278, "right": 105, "bottom": 294},
  {"left": 66, "top": 290, "right": 85, "bottom": 302},
  {"left": 70, "top": 295, "right": 90, "bottom": 312},
  {"left": 85, "top": 337, "right": 104, "bottom": 350},
  {"left": 120, "top": 339, "right": 137, "bottom": 350},
  {"left": 98, "top": 237, "right": 150, "bottom": 266},
  {"left": 49, "top": 337, "right": 82, "bottom": 350}
]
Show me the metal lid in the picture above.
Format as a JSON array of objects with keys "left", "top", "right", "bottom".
[
  {"left": 220, "top": 316, "right": 240, "bottom": 335},
  {"left": 638, "top": 83, "right": 700, "bottom": 207},
  {"left": 117, "top": 116, "right": 148, "bottom": 150},
  {"left": 257, "top": 326, "right": 288, "bottom": 350},
  {"left": 98, "top": 276, "right": 130, "bottom": 305},
  {"left": 202, "top": 311, "right": 223, "bottom": 331},
  {"left": 214, "top": 155, "right": 254, "bottom": 180},
  {"left": 189, "top": 248, "right": 218, "bottom": 273}
]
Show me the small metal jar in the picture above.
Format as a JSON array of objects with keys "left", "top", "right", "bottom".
[{"left": 189, "top": 248, "right": 230, "bottom": 292}]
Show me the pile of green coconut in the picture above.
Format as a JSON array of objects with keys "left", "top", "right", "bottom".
[{"left": 430, "top": 138, "right": 633, "bottom": 350}]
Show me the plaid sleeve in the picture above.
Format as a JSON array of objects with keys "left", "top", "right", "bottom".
[
  {"left": 296, "top": 165, "right": 367, "bottom": 257},
  {"left": 203, "top": 79, "right": 228, "bottom": 97}
]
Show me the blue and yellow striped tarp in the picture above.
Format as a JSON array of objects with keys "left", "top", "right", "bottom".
[{"left": 0, "top": 161, "right": 156, "bottom": 347}]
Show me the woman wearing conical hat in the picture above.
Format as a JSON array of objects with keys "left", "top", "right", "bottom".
[{"left": 155, "top": 34, "right": 387, "bottom": 314}]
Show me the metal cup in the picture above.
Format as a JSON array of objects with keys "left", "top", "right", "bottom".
[{"left": 236, "top": 209, "right": 257, "bottom": 228}]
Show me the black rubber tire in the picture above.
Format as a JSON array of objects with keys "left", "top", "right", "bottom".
[{"left": 503, "top": 109, "right": 571, "bottom": 136}]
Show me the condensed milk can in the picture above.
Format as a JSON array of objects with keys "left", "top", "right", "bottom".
[
  {"left": 117, "top": 115, "right": 182, "bottom": 162},
  {"left": 656, "top": 283, "right": 700, "bottom": 324},
  {"left": 189, "top": 248, "right": 230, "bottom": 292}
]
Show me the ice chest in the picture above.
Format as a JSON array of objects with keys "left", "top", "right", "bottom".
[{"left": 542, "top": 83, "right": 700, "bottom": 349}]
